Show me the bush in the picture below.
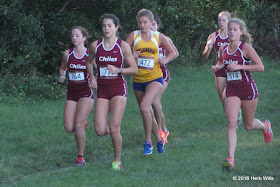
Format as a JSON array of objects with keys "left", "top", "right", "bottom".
[
  {"left": 0, "top": 0, "right": 45, "bottom": 74},
  {"left": 0, "top": 71, "right": 65, "bottom": 104},
  {"left": 0, "top": 0, "right": 278, "bottom": 101}
]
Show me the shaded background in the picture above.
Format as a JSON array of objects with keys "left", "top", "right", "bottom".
[{"left": 0, "top": 0, "right": 279, "bottom": 101}]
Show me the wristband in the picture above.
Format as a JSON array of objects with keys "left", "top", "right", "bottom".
[{"left": 119, "top": 67, "right": 123, "bottom": 73}]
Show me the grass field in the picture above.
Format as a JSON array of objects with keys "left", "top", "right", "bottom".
[{"left": 0, "top": 59, "right": 279, "bottom": 186}]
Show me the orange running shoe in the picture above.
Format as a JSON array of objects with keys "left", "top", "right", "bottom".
[
  {"left": 159, "top": 129, "right": 166, "bottom": 144},
  {"left": 222, "top": 157, "right": 235, "bottom": 169},
  {"left": 164, "top": 130, "right": 169, "bottom": 143},
  {"left": 75, "top": 156, "right": 86, "bottom": 165},
  {"left": 263, "top": 120, "right": 273, "bottom": 143}
]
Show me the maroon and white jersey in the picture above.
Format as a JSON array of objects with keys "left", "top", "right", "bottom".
[
  {"left": 222, "top": 42, "right": 253, "bottom": 84},
  {"left": 159, "top": 44, "right": 168, "bottom": 71},
  {"left": 95, "top": 38, "right": 125, "bottom": 85},
  {"left": 158, "top": 44, "right": 166, "bottom": 59},
  {"left": 67, "top": 48, "right": 90, "bottom": 90},
  {"left": 214, "top": 30, "right": 229, "bottom": 60}
]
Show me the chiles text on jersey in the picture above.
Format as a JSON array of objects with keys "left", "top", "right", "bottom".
[{"left": 67, "top": 48, "right": 90, "bottom": 90}]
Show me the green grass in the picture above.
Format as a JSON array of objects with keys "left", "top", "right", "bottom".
[{"left": 0, "top": 59, "right": 279, "bottom": 186}]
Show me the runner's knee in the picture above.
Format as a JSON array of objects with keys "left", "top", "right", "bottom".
[
  {"left": 140, "top": 104, "right": 150, "bottom": 115},
  {"left": 95, "top": 125, "right": 108, "bottom": 136},
  {"left": 64, "top": 122, "right": 75, "bottom": 133}
]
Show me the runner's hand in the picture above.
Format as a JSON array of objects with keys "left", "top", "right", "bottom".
[
  {"left": 133, "top": 51, "right": 141, "bottom": 58},
  {"left": 58, "top": 75, "right": 66, "bottom": 83},
  {"left": 158, "top": 57, "right": 167, "bottom": 66},
  {"left": 89, "top": 79, "right": 97, "bottom": 89}
]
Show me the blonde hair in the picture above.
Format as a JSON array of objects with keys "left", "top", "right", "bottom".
[
  {"left": 136, "top": 9, "right": 154, "bottom": 21},
  {"left": 229, "top": 18, "right": 253, "bottom": 45},
  {"left": 218, "top": 11, "right": 231, "bottom": 22}
]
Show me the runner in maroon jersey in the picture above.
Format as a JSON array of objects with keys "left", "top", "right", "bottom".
[
  {"left": 58, "top": 26, "right": 96, "bottom": 165},
  {"left": 211, "top": 18, "right": 273, "bottom": 170},
  {"left": 202, "top": 11, "right": 231, "bottom": 102},
  {"left": 150, "top": 14, "right": 179, "bottom": 144},
  {"left": 86, "top": 14, "right": 137, "bottom": 170},
  {"left": 202, "top": 11, "right": 242, "bottom": 126}
]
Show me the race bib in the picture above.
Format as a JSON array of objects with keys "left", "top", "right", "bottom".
[
  {"left": 227, "top": 71, "right": 242, "bottom": 81},
  {"left": 99, "top": 67, "right": 118, "bottom": 79},
  {"left": 137, "top": 56, "right": 154, "bottom": 70},
  {"left": 69, "top": 72, "right": 85, "bottom": 81}
]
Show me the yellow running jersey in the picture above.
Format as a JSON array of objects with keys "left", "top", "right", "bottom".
[{"left": 132, "top": 30, "right": 163, "bottom": 83}]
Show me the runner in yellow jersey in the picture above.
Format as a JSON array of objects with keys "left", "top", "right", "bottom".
[
  {"left": 126, "top": 9, "right": 176, "bottom": 155},
  {"left": 131, "top": 29, "right": 162, "bottom": 83}
]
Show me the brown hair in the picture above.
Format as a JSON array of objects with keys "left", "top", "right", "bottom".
[
  {"left": 153, "top": 13, "right": 161, "bottom": 28},
  {"left": 69, "top": 26, "right": 89, "bottom": 48},
  {"left": 101, "top": 14, "right": 120, "bottom": 27},
  {"left": 136, "top": 9, "right": 154, "bottom": 21},
  {"left": 101, "top": 14, "right": 120, "bottom": 37}
]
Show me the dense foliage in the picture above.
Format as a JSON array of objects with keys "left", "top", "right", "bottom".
[{"left": 0, "top": 0, "right": 279, "bottom": 101}]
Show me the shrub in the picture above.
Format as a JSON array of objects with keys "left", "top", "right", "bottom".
[
  {"left": 0, "top": 71, "right": 65, "bottom": 104},
  {"left": 0, "top": 0, "right": 278, "bottom": 102}
]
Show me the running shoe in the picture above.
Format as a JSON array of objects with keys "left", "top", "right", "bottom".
[
  {"left": 143, "top": 141, "right": 153, "bottom": 155},
  {"left": 263, "top": 120, "right": 273, "bottom": 143},
  {"left": 164, "top": 130, "right": 169, "bottom": 143},
  {"left": 112, "top": 161, "right": 122, "bottom": 171},
  {"left": 84, "top": 121, "right": 88, "bottom": 129},
  {"left": 157, "top": 140, "right": 164, "bottom": 154},
  {"left": 237, "top": 109, "right": 242, "bottom": 127},
  {"left": 222, "top": 157, "right": 235, "bottom": 169},
  {"left": 159, "top": 129, "right": 166, "bottom": 144},
  {"left": 75, "top": 156, "right": 86, "bottom": 165}
]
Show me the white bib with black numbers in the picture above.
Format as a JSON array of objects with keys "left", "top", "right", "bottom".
[
  {"left": 137, "top": 57, "right": 154, "bottom": 70},
  {"left": 69, "top": 72, "right": 85, "bottom": 81},
  {"left": 99, "top": 67, "right": 118, "bottom": 78},
  {"left": 227, "top": 71, "right": 242, "bottom": 81}
]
